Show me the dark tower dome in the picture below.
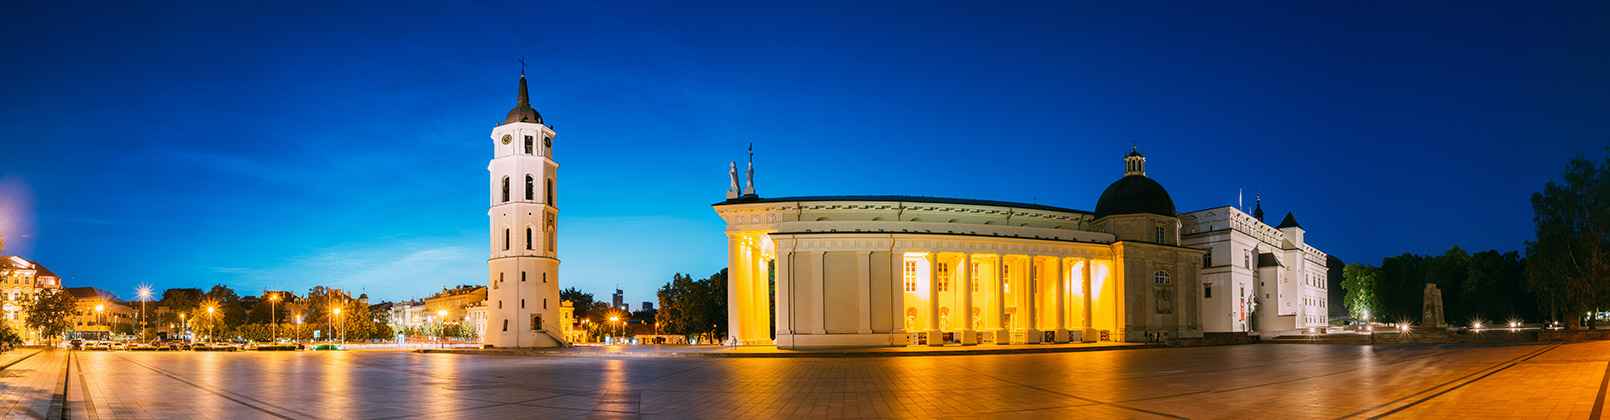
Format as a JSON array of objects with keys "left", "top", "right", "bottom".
[
  {"left": 504, "top": 75, "right": 543, "bottom": 125},
  {"left": 1093, "top": 147, "right": 1178, "bottom": 219}
]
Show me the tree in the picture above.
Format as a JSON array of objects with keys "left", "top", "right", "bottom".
[
  {"left": 23, "top": 289, "right": 76, "bottom": 344},
  {"left": 1340, "top": 263, "right": 1381, "bottom": 321},
  {"left": 560, "top": 287, "right": 595, "bottom": 325},
  {"left": 0, "top": 324, "right": 22, "bottom": 346},
  {"left": 655, "top": 269, "right": 728, "bottom": 343},
  {"left": 1525, "top": 153, "right": 1610, "bottom": 329}
]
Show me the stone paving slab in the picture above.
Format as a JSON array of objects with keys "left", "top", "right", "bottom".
[
  {"left": 420, "top": 341, "right": 1152, "bottom": 358},
  {"left": 0, "top": 343, "right": 1604, "bottom": 419}
]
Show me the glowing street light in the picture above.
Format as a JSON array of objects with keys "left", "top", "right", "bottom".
[
  {"left": 269, "top": 292, "right": 280, "bottom": 343},
  {"left": 95, "top": 305, "right": 105, "bottom": 339},
  {"left": 206, "top": 305, "right": 216, "bottom": 343},
  {"left": 137, "top": 286, "right": 152, "bottom": 339}
]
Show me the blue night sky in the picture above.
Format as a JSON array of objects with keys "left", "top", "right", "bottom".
[{"left": 1, "top": 2, "right": 1606, "bottom": 304}]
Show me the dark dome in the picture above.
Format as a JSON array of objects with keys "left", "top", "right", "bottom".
[
  {"left": 505, "top": 105, "right": 542, "bottom": 125},
  {"left": 1093, "top": 175, "right": 1177, "bottom": 219},
  {"left": 503, "top": 75, "right": 543, "bottom": 125}
]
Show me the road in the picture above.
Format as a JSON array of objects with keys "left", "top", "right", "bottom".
[{"left": 1, "top": 341, "right": 1605, "bottom": 419}]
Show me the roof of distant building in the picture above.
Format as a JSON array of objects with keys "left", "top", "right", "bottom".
[
  {"left": 1276, "top": 212, "right": 1302, "bottom": 229},
  {"left": 716, "top": 195, "right": 1091, "bottom": 215},
  {"left": 66, "top": 287, "right": 128, "bottom": 304},
  {"left": 1257, "top": 253, "right": 1282, "bottom": 268}
]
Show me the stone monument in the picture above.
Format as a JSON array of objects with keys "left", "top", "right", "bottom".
[{"left": 1422, "top": 284, "right": 1445, "bottom": 329}]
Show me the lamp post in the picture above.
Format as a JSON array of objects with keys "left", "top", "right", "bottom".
[
  {"left": 437, "top": 310, "right": 448, "bottom": 349},
  {"left": 331, "top": 307, "right": 341, "bottom": 345},
  {"left": 609, "top": 316, "right": 620, "bottom": 345},
  {"left": 180, "top": 314, "right": 187, "bottom": 342},
  {"left": 95, "top": 304, "right": 104, "bottom": 341},
  {"left": 269, "top": 292, "right": 279, "bottom": 343},
  {"left": 295, "top": 315, "right": 302, "bottom": 344},
  {"left": 206, "top": 306, "right": 215, "bottom": 344},
  {"left": 137, "top": 286, "right": 151, "bottom": 340}
]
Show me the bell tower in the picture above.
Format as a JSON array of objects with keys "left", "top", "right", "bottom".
[{"left": 485, "top": 72, "right": 564, "bottom": 348}]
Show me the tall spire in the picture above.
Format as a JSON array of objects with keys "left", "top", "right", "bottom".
[
  {"left": 504, "top": 73, "right": 543, "bottom": 125},
  {"left": 1253, "top": 193, "right": 1264, "bottom": 221}
]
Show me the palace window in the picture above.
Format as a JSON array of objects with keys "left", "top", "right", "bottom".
[
  {"left": 525, "top": 175, "right": 535, "bottom": 200},
  {"left": 937, "top": 263, "right": 949, "bottom": 292},
  {"left": 1154, "top": 271, "right": 1171, "bottom": 285},
  {"left": 1155, "top": 226, "right": 1165, "bottom": 243},
  {"left": 1205, "top": 285, "right": 1212, "bottom": 298},
  {"left": 971, "top": 263, "right": 980, "bottom": 292},
  {"left": 1203, "top": 251, "right": 1212, "bottom": 267},
  {"left": 903, "top": 261, "right": 917, "bottom": 292},
  {"left": 1244, "top": 250, "right": 1251, "bottom": 269},
  {"left": 524, "top": 135, "right": 534, "bottom": 154},
  {"left": 501, "top": 177, "right": 510, "bottom": 202}
]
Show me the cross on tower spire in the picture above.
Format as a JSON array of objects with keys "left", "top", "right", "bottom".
[{"left": 519, "top": 57, "right": 527, "bottom": 77}]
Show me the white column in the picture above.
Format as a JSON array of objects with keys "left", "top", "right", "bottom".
[
  {"left": 1024, "top": 256, "right": 1040, "bottom": 343},
  {"left": 727, "top": 234, "right": 744, "bottom": 345},
  {"left": 752, "top": 248, "right": 768, "bottom": 344},
  {"left": 891, "top": 251, "right": 905, "bottom": 336},
  {"left": 809, "top": 251, "right": 826, "bottom": 335},
  {"left": 959, "top": 253, "right": 976, "bottom": 345},
  {"left": 857, "top": 251, "right": 873, "bottom": 334},
  {"left": 1052, "top": 257, "right": 1068, "bottom": 343},
  {"left": 993, "top": 255, "right": 1010, "bottom": 345},
  {"left": 926, "top": 252, "right": 942, "bottom": 346},
  {"left": 1082, "top": 258, "right": 1095, "bottom": 342}
]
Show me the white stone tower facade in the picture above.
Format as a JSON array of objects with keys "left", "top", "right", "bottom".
[{"left": 485, "top": 74, "right": 565, "bottom": 348}]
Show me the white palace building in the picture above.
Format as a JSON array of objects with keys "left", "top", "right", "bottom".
[{"left": 714, "top": 149, "right": 1329, "bottom": 348}]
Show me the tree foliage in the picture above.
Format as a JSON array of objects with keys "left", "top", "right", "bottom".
[
  {"left": 655, "top": 269, "right": 728, "bottom": 343},
  {"left": 1525, "top": 153, "right": 1610, "bottom": 329},
  {"left": 1339, "top": 263, "right": 1379, "bottom": 320},
  {"left": 1340, "top": 248, "right": 1537, "bottom": 326},
  {"left": 23, "top": 289, "right": 76, "bottom": 344}
]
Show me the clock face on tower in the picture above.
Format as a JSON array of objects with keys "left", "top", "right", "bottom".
[
  {"left": 501, "top": 134, "right": 512, "bottom": 145},
  {"left": 544, "top": 136, "right": 552, "bottom": 148}
]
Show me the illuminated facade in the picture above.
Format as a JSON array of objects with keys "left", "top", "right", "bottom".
[
  {"left": 1182, "top": 202, "right": 1329, "bottom": 333},
  {"left": 715, "top": 149, "right": 1236, "bottom": 348},
  {"left": 484, "top": 73, "right": 566, "bottom": 348},
  {"left": 66, "top": 287, "right": 134, "bottom": 337},
  {"left": 3, "top": 256, "right": 63, "bottom": 342}
]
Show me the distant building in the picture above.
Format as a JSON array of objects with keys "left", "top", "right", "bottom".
[
  {"left": 66, "top": 287, "right": 134, "bottom": 339},
  {"left": 3, "top": 256, "right": 65, "bottom": 343},
  {"left": 641, "top": 302, "right": 654, "bottom": 312},
  {"left": 612, "top": 287, "right": 625, "bottom": 310},
  {"left": 714, "top": 147, "right": 1329, "bottom": 348}
]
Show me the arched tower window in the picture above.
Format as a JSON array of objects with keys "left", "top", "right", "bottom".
[
  {"left": 503, "top": 228, "right": 510, "bottom": 251},
  {"left": 501, "top": 177, "right": 510, "bottom": 202},
  {"left": 524, "top": 135, "right": 534, "bottom": 154},
  {"left": 526, "top": 227, "right": 533, "bottom": 250},
  {"left": 546, "top": 178, "right": 554, "bottom": 205},
  {"left": 1154, "top": 270, "right": 1171, "bottom": 285},
  {"left": 525, "top": 175, "right": 534, "bottom": 200}
]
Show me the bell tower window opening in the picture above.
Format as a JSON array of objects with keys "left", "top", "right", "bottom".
[
  {"left": 503, "top": 229, "right": 510, "bottom": 251},
  {"left": 524, "top": 135, "right": 534, "bottom": 154},
  {"left": 526, "top": 227, "right": 533, "bottom": 250},
  {"left": 525, "top": 175, "right": 534, "bottom": 200},
  {"left": 546, "top": 178, "right": 554, "bottom": 205},
  {"left": 501, "top": 177, "right": 510, "bottom": 202}
]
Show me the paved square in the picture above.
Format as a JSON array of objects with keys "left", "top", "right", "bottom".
[{"left": 2, "top": 342, "right": 1607, "bottom": 419}]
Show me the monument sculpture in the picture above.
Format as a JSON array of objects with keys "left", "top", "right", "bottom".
[{"left": 1422, "top": 284, "right": 1445, "bottom": 329}]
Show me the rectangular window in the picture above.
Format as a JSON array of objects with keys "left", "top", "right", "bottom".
[
  {"left": 1205, "top": 285, "right": 1212, "bottom": 298},
  {"left": 937, "top": 263, "right": 949, "bottom": 292},
  {"left": 1155, "top": 226, "right": 1165, "bottom": 243},
  {"left": 971, "top": 263, "right": 980, "bottom": 292},
  {"left": 903, "top": 261, "right": 917, "bottom": 292},
  {"left": 1003, "top": 265, "right": 1011, "bottom": 294}
]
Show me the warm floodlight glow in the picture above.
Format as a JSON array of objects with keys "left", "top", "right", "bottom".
[
  {"left": 95, "top": 304, "right": 104, "bottom": 312},
  {"left": 609, "top": 316, "right": 619, "bottom": 322},
  {"left": 1472, "top": 322, "right": 1482, "bottom": 329},
  {"left": 207, "top": 306, "right": 214, "bottom": 314},
  {"left": 438, "top": 310, "right": 447, "bottom": 318},
  {"left": 333, "top": 307, "right": 341, "bottom": 315},
  {"left": 137, "top": 286, "right": 152, "bottom": 300}
]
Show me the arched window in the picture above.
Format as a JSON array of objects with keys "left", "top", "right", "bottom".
[
  {"left": 546, "top": 178, "right": 554, "bottom": 205},
  {"left": 502, "top": 319, "right": 508, "bottom": 331},
  {"left": 503, "top": 229, "right": 510, "bottom": 250},
  {"left": 525, "top": 175, "right": 534, "bottom": 200},
  {"left": 501, "top": 177, "right": 510, "bottom": 202},
  {"left": 526, "top": 227, "right": 533, "bottom": 250},
  {"left": 524, "top": 135, "right": 533, "bottom": 154},
  {"left": 1154, "top": 270, "right": 1171, "bottom": 285}
]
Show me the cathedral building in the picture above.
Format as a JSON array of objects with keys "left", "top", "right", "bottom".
[
  {"left": 483, "top": 73, "right": 566, "bottom": 348},
  {"left": 714, "top": 148, "right": 1327, "bottom": 348}
]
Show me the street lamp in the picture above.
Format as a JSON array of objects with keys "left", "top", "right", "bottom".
[
  {"left": 331, "top": 307, "right": 341, "bottom": 345},
  {"left": 295, "top": 315, "right": 303, "bottom": 343},
  {"left": 137, "top": 286, "right": 151, "bottom": 340},
  {"left": 268, "top": 292, "right": 280, "bottom": 343},
  {"left": 95, "top": 304, "right": 105, "bottom": 340},
  {"left": 437, "top": 310, "right": 449, "bottom": 349},
  {"left": 206, "top": 306, "right": 216, "bottom": 344},
  {"left": 180, "top": 314, "right": 187, "bottom": 342}
]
